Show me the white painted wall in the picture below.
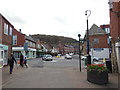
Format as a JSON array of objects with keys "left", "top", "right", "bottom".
[{"left": 90, "top": 48, "right": 109, "bottom": 59}]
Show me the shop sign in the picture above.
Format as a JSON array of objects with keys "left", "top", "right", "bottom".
[{"left": 0, "top": 44, "right": 8, "bottom": 50}]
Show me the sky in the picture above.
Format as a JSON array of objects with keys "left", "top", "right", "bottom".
[{"left": 0, "top": 0, "right": 110, "bottom": 40}]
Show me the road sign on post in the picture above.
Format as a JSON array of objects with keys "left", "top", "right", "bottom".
[{"left": 24, "top": 42, "right": 28, "bottom": 51}]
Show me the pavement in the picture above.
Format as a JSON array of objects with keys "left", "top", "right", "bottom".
[{"left": 1, "top": 57, "right": 119, "bottom": 89}]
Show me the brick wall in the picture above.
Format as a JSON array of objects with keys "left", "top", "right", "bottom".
[
  {"left": 0, "top": 15, "right": 2, "bottom": 44},
  {"left": 89, "top": 34, "right": 109, "bottom": 48},
  {"left": 1, "top": 16, "right": 14, "bottom": 57},
  {"left": 13, "top": 29, "right": 25, "bottom": 47},
  {"left": 110, "top": 2, "right": 120, "bottom": 41}
]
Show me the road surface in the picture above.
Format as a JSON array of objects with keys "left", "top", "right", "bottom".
[{"left": 2, "top": 55, "right": 118, "bottom": 88}]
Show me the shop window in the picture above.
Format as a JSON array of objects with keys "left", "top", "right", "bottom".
[
  {"left": 1, "top": 51, "right": 3, "bottom": 59},
  {"left": 13, "top": 52, "right": 21, "bottom": 58}
]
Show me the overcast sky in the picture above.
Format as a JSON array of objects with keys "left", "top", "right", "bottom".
[{"left": 0, "top": 0, "right": 110, "bottom": 40}]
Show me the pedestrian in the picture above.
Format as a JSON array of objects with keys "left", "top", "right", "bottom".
[
  {"left": 23, "top": 56, "right": 28, "bottom": 68},
  {"left": 20, "top": 53, "right": 24, "bottom": 67},
  {"left": 9, "top": 53, "right": 17, "bottom": 74}
]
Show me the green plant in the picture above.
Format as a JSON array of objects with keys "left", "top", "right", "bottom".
[{"left": 87, "top": 64, "right": 108, "bottom": 72}]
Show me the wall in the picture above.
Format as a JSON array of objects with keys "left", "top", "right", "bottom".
[
  {"left": 90, "top": 48, "right": 109, "bottom": 59},
  {"left": 89, "top": 34, "right": 109, "bottom": 48},
  {"left": 110, "top": 2, "right": 120, "bottom": 41},
  {"left": 0, "top": 15, "right": 2, "bottom": 44},
  {"left": 13, "top": 29, "right": 25, "bottom": 47},
  {"left": 115, "top": 42, "right": 120, "bottom": 73},
  {"left": 1, "top": 16, "right": 14, "bottom": 58}
]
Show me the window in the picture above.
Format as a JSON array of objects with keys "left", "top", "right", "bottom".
[
  {"left": 26, "top": 40, "right": 30, "bottom": 46},
  {"left": 33, "top": 43, "right": 35, "bottom": 47},
  {"left": 105, "top": 28, "right": 110, "bottom": 34},
  {"left": 9, "top": 27, "right": 13, "bottom": 36},
  {"left": 13, "top": 35, "right": 17, "bottom": 45},
  {"left": 1, "top": 51, "right": 4, "bottom": 59},
  {"left": 94, "top": 38, "right": 99, "bottom": 44},
  {"left": 37, "top": 44, "right": 40, "bottom": 48},
  {"left": 30, "top": 42, "right": 32, "bottom": 47},
  {"left": 4, "top": 23, "right": 8, "bottom": 35},
  {"left": 13, "top": 52, "right": 21, "bottom": 58}
]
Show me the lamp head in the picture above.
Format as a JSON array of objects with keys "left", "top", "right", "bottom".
[
  {"left": 85, "top": 11, "right": 87, "bottom": 16},
  {"left": 78, "top": 34, "right": 81, "bottom": 37}
]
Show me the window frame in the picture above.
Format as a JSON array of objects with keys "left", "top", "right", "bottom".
[
  {"left": 4, "top": 23, "right": 8, "bottom": 35},
  {"left": 9, "top": 27, "right": 13, "bottom": 36},
  {"left": 13, "top": 35, "right": 17, "bottom": 45}
]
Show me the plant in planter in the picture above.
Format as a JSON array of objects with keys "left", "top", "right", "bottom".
[{"left": 87, "top": 64, "right": 109, "bottom": 85}]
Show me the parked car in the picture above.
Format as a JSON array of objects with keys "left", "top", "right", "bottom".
[
  {"left": 42, "top": 54, "right": 53, "bottom": 61},
  {"left": 65, "top": 54, "right": 72, "bottom": 59},
  {"left": 81, "top": 56, "right": 87, "bottom": 61},
  {"left": 56, "top": 54, "right": 61, "bottom": 58},
  {"left": 92, "top": 57, "right": 99, "bottom": 61},
  {"left": 69, "top": 53, "right": 74, "bottom": 56}
]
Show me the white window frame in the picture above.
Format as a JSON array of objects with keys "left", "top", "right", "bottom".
[
  {"left": 13, "top": 35, "right": 17, "bottom": 45},
  {"left": 4, "top": 23, "right": 8, "bottom": 35},
  {"left": 9, "top": 27, "right": 13, "bottom": 36}
]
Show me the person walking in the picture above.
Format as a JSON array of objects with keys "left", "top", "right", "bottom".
[
  {"left": 20, "top": 53, "right": 24, "bottom": 67},
  {"left": 9, "top": 53, "right": 17, "bottom": 74},
  {"left": 23, "top": 56, "right": 28, "bottom": 68}
]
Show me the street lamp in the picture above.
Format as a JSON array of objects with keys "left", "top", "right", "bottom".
[
  {"left": 78, "top": 34, "right": 81, "bottom": 72},
  {"left": 85, "top": 10, "right": 91, "bottom": 65}
]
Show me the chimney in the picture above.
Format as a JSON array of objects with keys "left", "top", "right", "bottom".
[{"left": 19, "top": 29, "right": 21, "bottom": 32}]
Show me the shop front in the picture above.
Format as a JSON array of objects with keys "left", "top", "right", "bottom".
[
  {"left": 12, "top": 47, "right": 36, "bottom": 59},
  {"left": 0, "top": 44, "right": 8, "bottom": 68}
]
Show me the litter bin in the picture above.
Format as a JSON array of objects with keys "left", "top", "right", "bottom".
[
  {"left": 106, "top": 60, "right": 112, "bottom": 73},
  {"left": 87, "top": 55, "right": 91, "bottom": 65}
]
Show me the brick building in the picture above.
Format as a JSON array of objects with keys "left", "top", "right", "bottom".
[
  {"left": 64, "top": 45, "right": 75, "bottom": 54},
  {"left": 12, "top": 29, "right": 25, "bottom": 58},
  {"left": 12, "top": 29, "right": 36, "bottom": 59},
  {"left": 83, "top": 24, "right": 110, "bottom": 61},
  {"left": 108, "top": 0, "right": 120, "bottom": 73},
  {"left": 0, "top": 14, "right": 14, "bottom": 67},
  {"left": 100, "top": 24, "right": 110, "bottom": 35}
]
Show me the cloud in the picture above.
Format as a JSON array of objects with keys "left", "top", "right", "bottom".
[
  {"left": 109, "top": 0, "right": 120, "bottom": 2},
  {"left": 53, "top": 16, "right": 68, "bottom": 25},
  {"left": 1, "top": 10, "right": 27, "bottom": 25}
]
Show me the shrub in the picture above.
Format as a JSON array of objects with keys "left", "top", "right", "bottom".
[{"left": 87, "top": 64, "right": 108, "bottom": 72}]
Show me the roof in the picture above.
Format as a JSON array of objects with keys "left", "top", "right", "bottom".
[
  {"left": 89, "top": 24, "right": 106, "bottom": 35},
  {"left": 25, "top": 35, "right": 36, "bottom": 43},
  {"left": 0, "top": 13, "right": 14, "bottom": 27}
]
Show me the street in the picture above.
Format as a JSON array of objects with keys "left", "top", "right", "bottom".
[{"left": 2, "top": 55, "right": 118, "bottom": 88}]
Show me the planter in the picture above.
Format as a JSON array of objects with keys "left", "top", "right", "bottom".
[{"left": 87, "top": 70, "right": 108, "bottom": 85}]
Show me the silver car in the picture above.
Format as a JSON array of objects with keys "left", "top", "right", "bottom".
[
  {"left": 42, "top": 55, "right": 53, "bottom": 61},
  {"left": 65, "top": 54, "right": 72, "bottom": 59}
]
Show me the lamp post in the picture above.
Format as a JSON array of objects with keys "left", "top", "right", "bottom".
[
  {"left": 78, "top": 34, "right": 81, "bottom": 72},
  {"left": 85, "top": 10, "right": 91, "bottom": 65}
]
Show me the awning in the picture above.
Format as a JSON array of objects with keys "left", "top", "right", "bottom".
[{"left": 0, "top": 44, "right": 8, "bottom": 50}]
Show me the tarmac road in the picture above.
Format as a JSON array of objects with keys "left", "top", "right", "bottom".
[{"left": 2, "top": 55, "right": 118, "bottom": 88}]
